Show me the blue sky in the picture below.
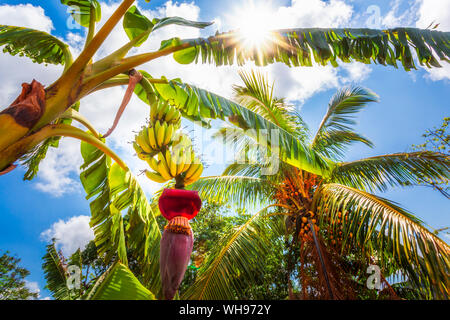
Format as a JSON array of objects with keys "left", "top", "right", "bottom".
[{"left": 0, "top": 0, "right": 449, "bottom": 299}]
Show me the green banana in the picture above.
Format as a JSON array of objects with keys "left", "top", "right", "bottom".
[
  {"left": 184, "top": 160, "right": 200, "bottom": 180},
  {"left": 145, "top": 170, "right": 168, "bottom": 183},
  {"left": 166, "top": 149, "right": 177, "bottom": 177},
  {"left": 136, "top": 130, "right": 151, "bottom": 153},
  {"left": 158, "top": 152, "right": 173, "bottom": 180},
  {"left": 163, "top": 123, "right": 174, "bottom": 146},
  {"left": 185, "top": 164, "right": 203, "bottom": 185},
  {"left": 148, "top": 126, "right": 158, "bottom": 149},
  {"left": 146, "top": 156, "right": 159, "bottom": 172},
  {"left": 156, "top": 121, "right": 166, "bottom": 148},
  {"left": 157, "top": 101, "right": 169, "bottom": 119},
  {"left": 150, "top": 103, "right": 158, "bottom": 122},
  {"left": 165, "top": 105, "right": 176, "bottom": 122}
]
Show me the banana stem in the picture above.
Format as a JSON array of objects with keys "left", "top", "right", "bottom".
[
  {"left": 60, "top": 109, "right": 101, "bottom": 138},
  {"left": 84, "top": 5, "right": 97, "bottom": 50},
  {"left": 0, "top": 124, "right": 128, "bottom": 172},
  {"left": 65, "top": 0, "right": 136, "bottom": 77},
  {"left": 82, "top": 42, "right": 191, "bottom": 92}
]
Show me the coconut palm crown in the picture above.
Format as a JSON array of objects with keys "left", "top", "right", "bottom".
[{"left": 185, "top": 70, "right": 450, "bottom": 300}]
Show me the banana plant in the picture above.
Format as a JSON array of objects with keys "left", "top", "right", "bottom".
[
  {"left": 184, "top": 71, "right": 450, "bottom": 300},
  {"left": 0, "top": 0, "right": 449, "bottom": 299}
]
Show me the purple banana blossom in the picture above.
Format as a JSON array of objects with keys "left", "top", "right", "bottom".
[
  {"left": 158, "top": 189, "right": 201, "bottom": 300},
  {"left": 159, "top": 217, "right": 194, "bottom": 300}
]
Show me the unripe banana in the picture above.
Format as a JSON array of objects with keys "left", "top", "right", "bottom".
[
  {"left": 158, "top": 152, "right": 173, "bottom": 180},
  {"left": 146, "top": 156, "right": 159, "bottom": 172},
  {"left": 133, "top": 141, "right": 143, "bottom": 154},
  {"left": 165, "top": 105, "right": 176, "bottom": 122},
  {"left": 163, "top": 123, "right": 174, "bottom": 146},
  {"left": 145, "top": 170, "right": 168, "bottom": 183},
  {"left": 175, "top": 151, "right": 186, "bottom": 175},
  {"left": 136, "top": 129, "right": 152, "bottom": 153},
  {"left": 156, "top": 121, "right": 166, "bottom": 148},
  {"left": 148, "top": 126, "right": 158, "bottom": 149},
  {"left": 134, "top": 143, "right": 149, "bottom": 161},
  {"left": 185, "top": 164, "right": 203, "bottom": 185},
  {"left": 184, "top": 161, "right": 200, "bottom": 180},
  {"left": 150, "top": 103, "right": 158, "bottom": 122},
  {"left": 158, "top": 101, "right": 169, "bottom": 119},
  {"left": 166, "top": 149, "right": 177, "bottom": 177}
]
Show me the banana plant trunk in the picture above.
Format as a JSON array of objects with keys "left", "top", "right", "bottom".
[{"left": 158, "top": 188, "right": 201, "bottom": 300}]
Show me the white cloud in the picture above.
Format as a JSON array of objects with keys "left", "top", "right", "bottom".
[
  {"left": 41, "top": 215, "right": 94, "bottom": 256},
  {"left": 416, "top": 0, "right": 450, "bottom": 30},
  {"left": 33, "top": 138, "right": 83, "bottom": 197},
  {"left": 382, "top": 0, "right": 420, "bottom": 28},
  {"left": 0, "top": 4, "right": 53, "bottom": 32},
  {"left": 24, "top": 280, "right": 41, "bottom": 299}
]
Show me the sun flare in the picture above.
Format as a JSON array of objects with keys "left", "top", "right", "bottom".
[{"left": 228, "top": 1, "right": 275, "bottom": 50}]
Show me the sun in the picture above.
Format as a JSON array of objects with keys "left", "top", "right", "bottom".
[{"left": 228, "top": 1, "right": 275, "bottom": 50}]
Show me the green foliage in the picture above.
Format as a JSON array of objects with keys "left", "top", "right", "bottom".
[
  {"left": 311, "top": 86, "right": 378, "bottom": 159},
  {"left": 79, "top": 138, "right": 162, "bottom": 296},
  {"left": 123, "top": 5, "right": 212, "bottom": 48},
  {"left": 313, "top": 183, "right": 449, "bottom": 299},
  {"left": 123, "top": 6, "right": 153, "bottom": 47},
  {"left": 331, "top": 151, "right": 450, "bottom": 193},
  {"left": 192, "top": 72, "right": 450, "bottom": 299},
  {"left": 42, "top": 242, "right": 71, "bottom": 300},
  {"left": 87, "top": 262, "right": 155, "bottom": 300},
  {"left": 0, "top": 251, "right": 39, "bottom": 300},
  {"left": 169, "top": 28, "right": 450, "bottom": 70},
  {"left": 179, "top": 203, "right": 288, "bottom": 300},
  {"left": 60, "top": 0, "right": 101, "bottom": 28},
  {"left": 412, "top": 117, "right": 450, "bottom": 198},
  {"left": 0, "top": 25, "right": 71, "bottom": 65},
  {"left": 182, "top": 205, "right": 285, "bottom": 299}
]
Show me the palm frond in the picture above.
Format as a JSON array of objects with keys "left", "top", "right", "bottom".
[
  {"left": 313, "top": 183, "right": 450, "bottom": 299},
  {"left": 311, "top": 86, "right": 378, "bottom": 158},
  {"left": 331, "top": 151, "right": 450, "bottom": 192},
  {"left": 187, "top": 175, "right": 273, "bottom": 210},
  {"left": 313, "top": 130, "right": 374, "bottom": 160},
  {"left": 170, "top": 28, "right": 450, "bottom": 70},
  {"left": 182, "top": 206, "right": 285, "bottom": 299},
  {"left": 233, "top": 70, "right": 306, "bottom": 136},
  {"left": 42, "top": 242, "right": 71, "bottom": 300}
]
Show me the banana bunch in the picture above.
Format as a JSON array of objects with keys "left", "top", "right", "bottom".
[
  {"left": 144, "top": 134, "right": 203, "bottom": 186},
  {"left": 135, "top": 98, "right": 203, "bottom": 187},
  {"left": 134, "top": 120, "right": 178, "bottom": 157},
  {"left": 150, "top": 100, "right": 181, "bottom": 124}
]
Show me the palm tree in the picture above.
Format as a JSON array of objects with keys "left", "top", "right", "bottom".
[{"left": 184, "top": 70, "right": 450, "bottom": 300}]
